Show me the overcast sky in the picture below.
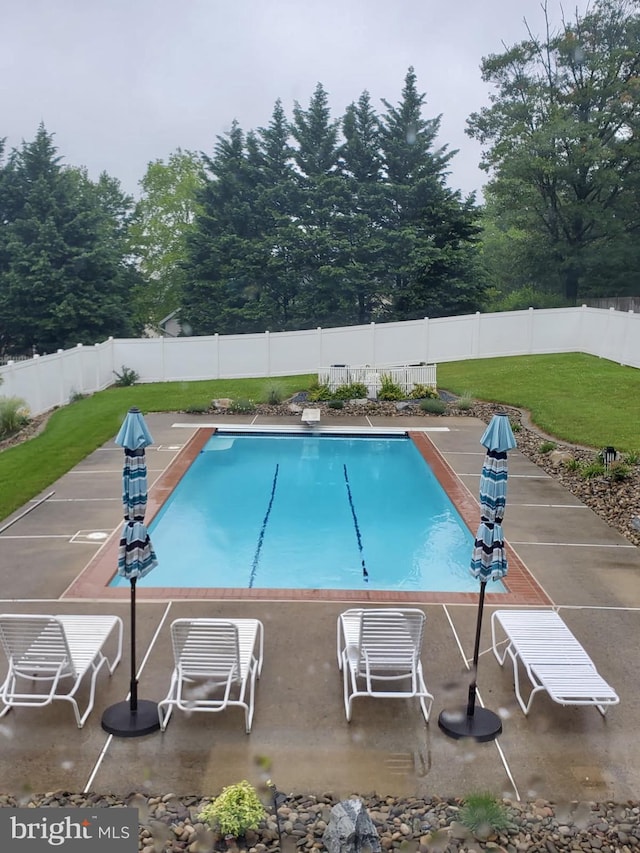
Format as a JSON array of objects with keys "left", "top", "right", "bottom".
[{"left": 1, "top": 0, "right": 591, "bottom": 199}]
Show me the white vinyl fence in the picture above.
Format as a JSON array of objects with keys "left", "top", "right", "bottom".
[
  {"left": 2, "top": 306, "right": 640, "bottom": 417},
  {"left": 320, "top": 363, "right": 437, "bottom": 397}
]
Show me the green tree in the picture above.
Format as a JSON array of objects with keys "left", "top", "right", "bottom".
[
  {"left": 467, "top": 0, "right": 640, "bottom": 304},
  {"left": 130, "top": 149, "right": 205, "bottom": 326},
  {"left": 0, "top": 125, "right": 140, "bottom": 355},
  {"left": 379, "top": 68, "right": 485, "bottom": 319}
]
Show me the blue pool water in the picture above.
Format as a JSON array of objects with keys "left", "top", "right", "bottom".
[{"left": 113, "top": 433, "right": 505, "bottom": 592}]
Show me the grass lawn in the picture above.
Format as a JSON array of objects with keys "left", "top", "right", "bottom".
[{"left": 0, "top": 353, "right": 639, "bottom": 522}]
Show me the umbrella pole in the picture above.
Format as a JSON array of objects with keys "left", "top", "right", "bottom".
[
  {"left": 438, "top": 578, "right": 502, "bottom": 742},
  {"left": 466, "top": 579, "right": 486, "bottom": 717},
  {"left": 129, "top": 577, "right": 138, "bottom": 713}
]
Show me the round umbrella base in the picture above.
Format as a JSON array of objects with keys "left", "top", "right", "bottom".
[
  {"left": 438, "top": 707, "right": 502, "bottom": 742},
  {"left": 101, "top": 699, "right": 161, "bottom": 738}
]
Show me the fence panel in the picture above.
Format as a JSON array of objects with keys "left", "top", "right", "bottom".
[{"left": 3, "top": 307, "right": 640, "bottom": 416}]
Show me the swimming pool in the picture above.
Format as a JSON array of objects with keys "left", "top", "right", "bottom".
[{"left": 112, "top": 432, "right": 506, "bottom": 593}]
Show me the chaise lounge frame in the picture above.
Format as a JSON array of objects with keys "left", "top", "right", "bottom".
[
  {"left": 0, "top": 613, "right": 123, "bottom": 728},
  {"left": 491, "top": 609, "right": 619, "bottom": 716},
  {"left": 337, "top": 607, "right": 433, "bottom": 723},
  {"left": 158, "top": 618, "right": 264, "bottom": 734}
]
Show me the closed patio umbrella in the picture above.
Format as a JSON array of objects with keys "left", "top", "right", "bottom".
[
  {"left": 101, "top": 407, "right": 160, "bottom": 737},
  {"left": 439, "top": 412, "right": 516, "bottom": 742}
]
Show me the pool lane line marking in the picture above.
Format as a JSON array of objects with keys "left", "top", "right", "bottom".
[
  {"left": 343, "top": 464, "right": 368, "bottom": 582},
  {"left": 83, "top": 600, "right": 173, "bottom": 793},
  {"left": 248, "top": 464, "right": 280, "bottom": 588},
  {"left": 441, "top": 604, "right": 520, "bottom": 801}
]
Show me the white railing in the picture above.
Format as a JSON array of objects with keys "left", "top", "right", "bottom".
[
  {"left": 2, "top": 306, "right": 640, "bottom": 417},
  {"left": 320, "top": 363, "right": 437, "bottom": 396}
]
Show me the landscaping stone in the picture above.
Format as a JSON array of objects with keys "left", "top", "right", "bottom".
[{"left": 0, "top": 793, "right": 638, "bottom": 852}]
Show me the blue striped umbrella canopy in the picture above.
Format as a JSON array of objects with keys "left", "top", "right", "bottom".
[
  {"left": 115, "top": 407, "right": 157, "bottom": 581},
  {"left": 470, "top": 413, "right": 517, "bottom": 582}
]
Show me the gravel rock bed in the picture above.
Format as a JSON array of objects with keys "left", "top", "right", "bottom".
[{"left": 1, "top": 791, "right": 638, "bottom": 852}]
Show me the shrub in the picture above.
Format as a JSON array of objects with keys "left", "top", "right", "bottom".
[
  {"left": 378, "top": 373, "right": 404, "bottom": 401},
  {"left": 198, "top": 781, "right": 266, "bottom": 838},
  {"left": 458, "top": 791, "right": 512, "bottom": 838},
  {"left": 581, "top": 460, "right": 605, "bottom": 479},
  {"left": 409, "top": 383, "right": 438, "bottom": 400},
  {"left": 0, "top": 396, "right": 29, "bottom": 438},
  {"left": 332, "top": 382, "right": 368, "bottom": 400},
  {"left": 419, "top": 398, "right": 446, "bottom": 415},
  {"left": 307, "top": 382, "right": 332, "bottom": 402},
  {"left": 183, "top": 403, "right": 210, "bottom": 414},
  {"left": 456, "top": 394, "right": 474, "bottom": 411},
  {"left": 563, "top": 457, "right": 581, "bottom": 471},
  {"left": 624, "top": 450, "right": 640, "bottom": 465},
  {"left": 539, "top": 441, "right": 557, "bottom": 454},
  {"left": 608, "top": 461, "right": 631, "bottom": 482},
  {"left": 509, "top": 417, "right": 521, "bottom": 433},
  {"left": 263, "top": 383, "right": 284, "bottom": 405},
  {"left": 229, "top": 398, "right": 256, "bottom": 414},
  {"left": 113, "top": 365, "right": 139, "bottom": 387},
  {"left": 328, "top": 399, "right": 344, "bottom": 409}
]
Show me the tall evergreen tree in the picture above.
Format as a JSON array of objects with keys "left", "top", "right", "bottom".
[
  {"left": 0, "top": 125, "right": 140, "bottom": 355},
  {"left": 379, "top": 68, "right": 484, "bottom": 319}
]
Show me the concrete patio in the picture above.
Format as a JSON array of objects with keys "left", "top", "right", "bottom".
[{"left": 0, "top": 413, "right": 638, "bottom": 803}]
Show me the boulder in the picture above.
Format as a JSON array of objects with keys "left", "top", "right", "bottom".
[{"left": 322, "top": 799, "right": 381, "bottom": 853}]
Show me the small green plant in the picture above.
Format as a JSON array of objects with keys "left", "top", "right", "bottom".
[
  {"left": 581, "top": 460, "right": 606, "bottom": 479},
  {"left": 113, "top": 365, "right": 139, "bottom": 387},
  {"left": 378, "top": 373, "right": 404, "bottom": 401},
  {"left": 456, "top": 394, "right": 474, "bottom": 411},
  {"left": 198, "top": 781, "right": 266, "bottom": 838},
  {"left": 0, "top": 396, "right": 29, "bottom": 438},
  {"left": 183, "top": 403, "right": 210, "bottom": 414},
  {"left": 307, "top": 382, "right": 333, "bottom": 402},
  {"left": 332, "top": 382, "right": 368, "bottom": 400},
  {"left": 229, "top": 398, "right": 256, "bottom": 414},
  {"left": 69, "top": 389, "right": 87, "bottom": 404},
  {"left": 409, "top": 383, "right": 438, "bottom": 400},
  {"left": 264, "top": 383, "right": 284, "bottom": 405},
  {"left": 509, "top": 417, "right": 521, "bottom": 432},
  {"left": 458, "top": 791, "right": 512, "bottom": 838},
  {"left": 563, "top": 457, "right": 581, "bottom": 471},
  {"left": 328, "top": 399, "right": 344, "bottom": 409},
  {"left": 623, "top": 450, "right": 640, "bottom": 465},
  {"left": 419, "top": 398, "right": 446, "bottom": 415},
  {"left": 607, "top": 460, "right": 631, "bottom": 482},
  {"left": 539, "top": 441, "right": 557, "bottom": 454}
]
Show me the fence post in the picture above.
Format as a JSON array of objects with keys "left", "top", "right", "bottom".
[
  {"left": 57, "top": 349, "right": 65, "bottom": 406},
  {"left": 215, "top": 333, "right": 220, "bottom": 378},
  {"left": 32, "top": 354, "right": 42, "bottom": 415},
  {"left": 423, "top": 317, "right": 429, "bottom": 364},
  {"left": 265, "top": 330, "right": 270, "bottom": 377},
  {"left": 472, "top": 312, "right": 481, "bottom": 358},
  {"left": 94, "top": 343, "right": 101, "bottom": 391},
  {"left": 75, "top": 344, "right": 84, "bottom": 392},
  {"left": 317, "top": 327, "right": 323, "bottom": 368},
  {"left": 370, "top": 322, "right": 376, "bottom": 365},
  {"left": 528, "top": 307, "right": 535, "bottom": 354}
]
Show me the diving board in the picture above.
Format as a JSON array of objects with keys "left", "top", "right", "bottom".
[{"left": 301, "top": 408, "right": 321, "bottom": 425}]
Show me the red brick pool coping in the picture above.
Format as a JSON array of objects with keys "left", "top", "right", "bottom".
[{"left": 63, "top": 427, "right": 550, "bottom": 605}]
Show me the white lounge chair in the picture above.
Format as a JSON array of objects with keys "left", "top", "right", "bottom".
[
  {"left": 337, "top": 608, "right": 433, "bottom": 722},
  {"left": 301, "top": 408, "right": 321, "bottom": 425},
  {"left": 158, "top": 618, "right": 264, "bottom": 733},
  {"left": 491, "top": 609, "right": 619, "bottom": 716},
  {"left": 0, "top": 613, "right": 123, "bottom": 728}
]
